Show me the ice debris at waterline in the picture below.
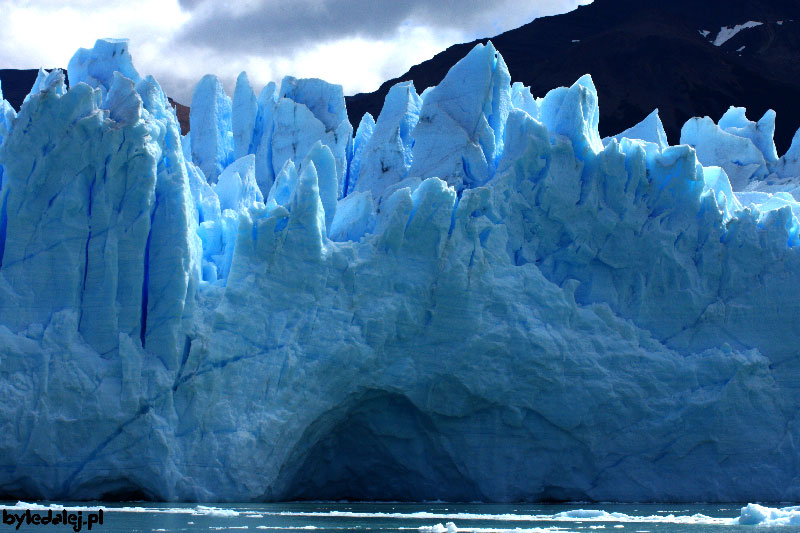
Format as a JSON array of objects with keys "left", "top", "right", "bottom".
[
  {"left": 1, "top": 37, "right": 800, "bottom": 502},
  {"left": 3, "top": 502, "right": 797, "bottom": 529}
]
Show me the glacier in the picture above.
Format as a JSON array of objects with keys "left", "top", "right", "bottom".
[{"left": 0, "top": 38, "right": 800, "bottom": 503}]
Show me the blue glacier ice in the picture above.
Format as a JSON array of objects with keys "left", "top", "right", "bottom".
[
  {"left": 190, "top": 74, "right": 234, "bottom": 183},
  {"left": 604, "top": 108, "right": 669, "bottom": 150},
  {"left": 67, "top": 38, "right": 141, "bottom": 95},
  {"left": 1, "top": 38, "right": 800, "bottom": 504},
  {"left": 22, "top": 68, "right": 68, "bottom": 107},
  {"left": 681, "top": 113, "right": 769, "bottom": 189},
  {"left": 353, "top": 82, "right": 421, "bottom": 201},
  {"left": 680, "top": 106, "right": 800, "bottom": 203},
  {"left": 251, "top": 82, "right": 278, "bottom": 195},
  {"left": 738, "top": 504, "right": 800, "bottom": 526},
  {"left": 269, "top": 78, "right": 352, "bottom": 197},
  {"left": 409, "top": 43, "right": 510, "bottom": 191},
  {"left": 510, "top": 81, "right": 540, "bottom": 119},
  {"left": 232, "top": 72, "right": 258, "bottom": 161},
  {"left": 344, "top": 112, "right": 375, "bottom": 196},
  {"left": 0, "top": 80, "right": 16, "bottom": 191}
]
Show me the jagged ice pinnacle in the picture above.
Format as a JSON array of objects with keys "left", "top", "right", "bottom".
[{"left": 0, "top": 38, "right": 800, "bottom": 503}]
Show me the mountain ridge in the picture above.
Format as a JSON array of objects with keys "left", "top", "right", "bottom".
[{"left": 345, "top": 0, "right": 800, "bottom": 152}]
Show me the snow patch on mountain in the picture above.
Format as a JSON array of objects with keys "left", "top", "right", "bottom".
[{"left": 713, "top": 21, "right": 762, "bottom": 46}]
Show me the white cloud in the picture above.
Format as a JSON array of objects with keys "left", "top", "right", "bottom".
[
  {"left": 0, "top": 1, "right": 188, "bottom": 70},
  {"left": 0, "top": 0, "right": 591, "bottom": 104},
  {"left": 254, "top": 25, "right": 463, "bottom": 95}
]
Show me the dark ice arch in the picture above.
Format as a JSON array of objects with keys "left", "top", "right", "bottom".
[{"left": 270, "top": 389, "right": 483, "bottom": 502}]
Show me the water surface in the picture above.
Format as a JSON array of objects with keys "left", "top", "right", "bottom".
[{"left": 3, "top": 501, "right": 798, "bottom": 532}]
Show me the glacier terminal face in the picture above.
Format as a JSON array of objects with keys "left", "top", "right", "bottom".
[{"left": 0, "top": 38, "right": 799, "bottom": 503}]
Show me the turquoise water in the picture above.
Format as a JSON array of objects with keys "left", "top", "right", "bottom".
[{"left": 2, "top": 501, "right": 799, "bottom": 532}]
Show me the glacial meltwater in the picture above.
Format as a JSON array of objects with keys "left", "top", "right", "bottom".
[{"left": 2, "top": 501, "right": 799, "bottom": 532}]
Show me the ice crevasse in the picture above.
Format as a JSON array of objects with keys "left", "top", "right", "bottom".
[{"left": 0, "top": 38, "right": 799, "bottom": 503}]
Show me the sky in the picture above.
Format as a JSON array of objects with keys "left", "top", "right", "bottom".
[{"left": 0, "top": 0, "right": 591, "bottom": 104}]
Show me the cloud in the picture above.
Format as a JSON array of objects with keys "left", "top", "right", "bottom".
[
  {"left": 175, "top": 0, "right": 584, "bottom": 55},
  {"left": 0, "top": 0, "right": 591, "bottom": 104},
  {"left": 0, "top": 0, "right": 188, "bottom": 77}
]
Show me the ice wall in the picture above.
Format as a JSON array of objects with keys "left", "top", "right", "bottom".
[
  {"left": 190, "top": 75, "right": 234, "bottom": 183},
  {"left": 0, "top": 38, "right": 800, "bottom": 504}
]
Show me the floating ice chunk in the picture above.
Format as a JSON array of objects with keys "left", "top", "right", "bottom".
[
  {"left": 67, "top": 38, "right": 141, "bottom": 94},
  {"left": 713, "top": 21, "right": 762, "bottom": 46},
  {"left": 606, "top": 108, "right": 668, "bottom": 150},
  {"left": 355, "top": 81, "right": 421, "bottom": 200},
  {"left": 738, "top": 504, "right": 800, "bottom": 526},
  {"left": 190, "top": 74, "right": 234, "bottom": 183},
  {"left": 419, "top": 525, "right": 445, "bottom": 533},
  {"left": 556, "top": 510, "right": 611, "bottom": 519},
  {"left": 214, "top": 154, "right": 262, "bottom": 213},
  {"left": 418, "top": 523, "right": 457, "bottom": 533}
]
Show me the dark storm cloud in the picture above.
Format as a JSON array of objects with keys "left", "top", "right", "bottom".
[{"left": 175, "top": 0, "right": 542, "bottom": 54}]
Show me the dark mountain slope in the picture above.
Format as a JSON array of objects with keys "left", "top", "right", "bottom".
[
  {"left": 346, "top": 0, "right": 800, "bottom": 152},
  {"left": 0, "top": 69, "right": 62, "bottom": 110}
]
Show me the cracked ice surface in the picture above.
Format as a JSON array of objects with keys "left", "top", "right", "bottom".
[{"left": 0, "top": 39, "right": 800, "bottom": 503}]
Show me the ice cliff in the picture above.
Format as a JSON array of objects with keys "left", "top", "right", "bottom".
[{"left": 1, "top": 38, "right": 799, "bottom": 503}]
